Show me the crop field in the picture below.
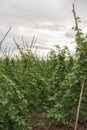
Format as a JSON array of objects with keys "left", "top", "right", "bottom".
[{"left": 0, "top": 4, "right": 87, "bottom": 130}]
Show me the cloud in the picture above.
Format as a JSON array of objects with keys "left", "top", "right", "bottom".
[
  {"left": 0, "top": 0, "right": 74, "bottom": 25},
  {"left": 0, "top": 0, "right": 87, "bottom": 57}
]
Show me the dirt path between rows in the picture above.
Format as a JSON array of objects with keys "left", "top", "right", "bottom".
[{"left": 28, "top": 111, "right": 86, "bottom": 130}]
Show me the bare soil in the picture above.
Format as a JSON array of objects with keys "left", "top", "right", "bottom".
[{"left": 28, "top": 111, "right": 86, "bottom": 130}]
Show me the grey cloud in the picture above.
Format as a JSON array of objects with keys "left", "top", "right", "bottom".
[
  {"left": 0, "top": 0, "right": 87, "bottom": 57},
  {"left": 0, "top": 0, "right": 87, "bottom": 30},
  {"left": 27, "top": 22, "right": 66, "bottom": 32},
  {"left": 0, "top": 0, "right": 87, "bottom": 24},
  {"left": 0, "top": 0, "right": 74, "bottom": 25},
  {"left": 0, "top": 0, "right": 55, "bottom": 21},
  {"left": 34, "top": 44, "right": 50, "bottom": 50},
  {"left": 64, "top": 29, "right": 75, "bottom": 39}
]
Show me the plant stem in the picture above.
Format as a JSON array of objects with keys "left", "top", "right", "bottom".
[
  {"left": 0, "top": 27, "right": 12, "bottom": 50},
  {"left": 72, "top": 4, "right": 79, "bottom": 35}
]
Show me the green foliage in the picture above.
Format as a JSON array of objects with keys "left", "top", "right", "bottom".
[
  {"left": 46, "top": 4, "right": 87, "bottom": 127},
  {"left": 0, "top": 4, "right": 87, "bottom": 129},
  {"left": 0, "top": 72, "right": 30, "bottom": 130},
  {"left": 0, "top": 48, "right": 49, "bottom": 129}
]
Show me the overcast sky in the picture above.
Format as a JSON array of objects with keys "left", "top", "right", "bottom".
[{"left": 0, "top": 0, "right": 87, "bottom": 57}]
